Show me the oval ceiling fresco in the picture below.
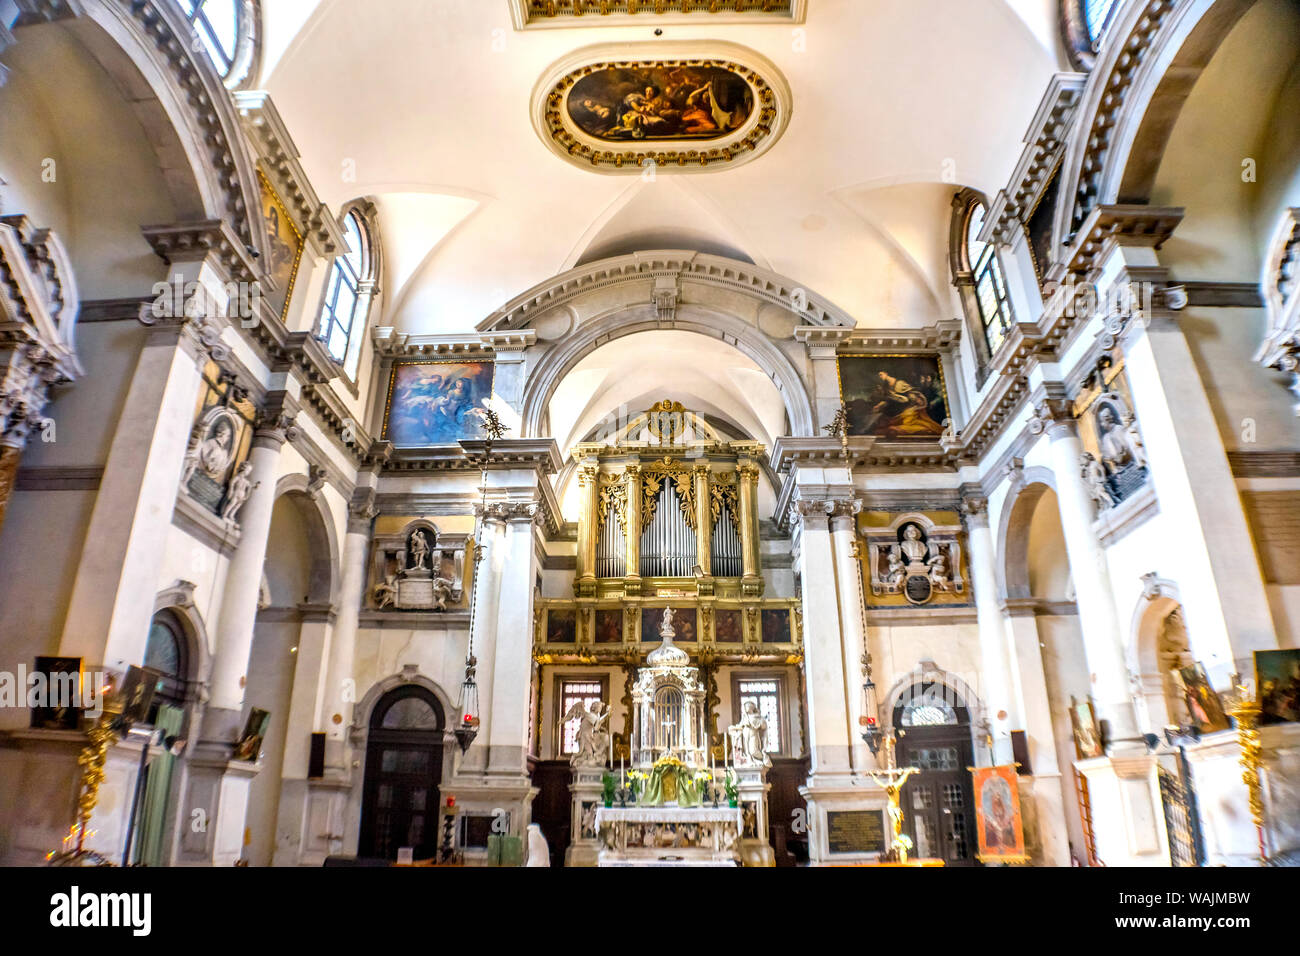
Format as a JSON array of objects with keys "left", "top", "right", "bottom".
[{"left": 533, "top": 43, "right": 791, "bottom": 173}]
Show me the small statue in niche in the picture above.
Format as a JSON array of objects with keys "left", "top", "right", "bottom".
[
  {"left": 580, "top": 803, "right": 597, "bottom": 840},
  {"left": 1081, "top": 452, "right": 1114, "bottom": 511},
  {"left": 409, "top": 529, "right": 431, "bottom": 570},
  {"left": 373, "top": 573, "right": 398, "bottom": 609},
  {"left": 220, "top": 461, "right": 255, "bottom": 522},
  {"left": 1122, "top": 411, "right": 1148, "bottom": 470},
  {"left": 885, "top": 547, "right": 907, "bottom": 590}
]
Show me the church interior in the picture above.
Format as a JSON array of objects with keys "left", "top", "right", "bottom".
[{"left": 1, "top": 0, "right": 1299, "bottom": 871}]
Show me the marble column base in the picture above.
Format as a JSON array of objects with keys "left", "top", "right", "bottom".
[
  {"left": 1075, "top": 753, "right": 1169, "bottom": 866},
  {"left": 565, "top": 768, "right": 605, "bottom": 867},
  {"left": 272, "top": 774, "right": 351, "bottom": 866},
  {"left": 798, "top": 774, "right": 890, "bottom": 866},
  {"left": 440, "top": 774, "right": 539, "bottom": 866}
]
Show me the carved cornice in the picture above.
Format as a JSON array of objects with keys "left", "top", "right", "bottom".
[
  {"left": 801, "top": 321, "right": 964, "bottom": 353},
  {"left": 370, "top": 328, "right": 536, "bottom": 360},
  {"left": 1058, "top": 205, "right": 1184, "bottom": 280},
  {"left": 985, "top": 72, "right": 1087, "bottom": 247},
  {"left": 233, "top": 91, "right": 345, "bottom": 257}
]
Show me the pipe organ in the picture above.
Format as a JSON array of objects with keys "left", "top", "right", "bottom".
[{"left": 573, "top": 406, "right": 764, "bottom": 600}]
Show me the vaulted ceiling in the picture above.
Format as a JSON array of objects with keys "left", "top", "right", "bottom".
[{"left": 263, "top": 0, "right": 1065, "bottom": 334}]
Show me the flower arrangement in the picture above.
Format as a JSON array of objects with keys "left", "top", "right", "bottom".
[
  {"left": 601, "top": 771, "right": 616, "bottom": 807},
  {"left": 891, "top": 832, "right": 915, "bottom": 863},
  {"left": 723, "top": 770, "right": 738, "bottom": 806},
  {"left": 627, "top": 769, "right": 648, "bottom": 802}
]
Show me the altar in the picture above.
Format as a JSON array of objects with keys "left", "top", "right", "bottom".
[{"left": 595, "top": 806, "right": 742, "bottom": 866}]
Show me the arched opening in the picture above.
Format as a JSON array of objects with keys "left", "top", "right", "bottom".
[
  {"left": 892, "top": 679, "right": 977, "bottom": 867},
  {"left": 243, "top": 485, "right": 338, "bottom": 866},
  {"left": 358, "top": 685, "right": 446, "bottom": 861}
]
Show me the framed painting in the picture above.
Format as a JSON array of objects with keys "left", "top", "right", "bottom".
[
  {"left": 567, "top": 65, "right": 754, "bottom": 143},
  {"left": 1256, "top": 648, "right": 1300, "bottom": 724},
  {"left": 714, "top": 608, "right": 743, "bottom": 643},
  {"left": 594, "top": 608, "right": 623, "bottom": 644},
  {"left": 972, "top": 765, "right": 1027, "bottom": 864},
  {"left": 382, "top": 361, "right": 495, "bottom": 446},
  {"left": 761, "top": 608, "right": 791, "bottom": 644},
  {"left": 1069, "top": 697, "right": 1103, "bottom": 758},
  {"left": 257, "top": 168, "right": 304, "bottom": 322},
  {"left": 29, "top": 656, "right": 82, "bottom": 731},
  {"left": 233, "top": 708, "right": 271, "bottom": 762},
  {"left": 837, "top": 355, "right": 949, "bottom": 440},
  {"left": 641, "top": 607, "right": 697, "bottom": 643},
  {"left": 1176, "top": 663, "right": 1230, "bottom": 733},
  {"left": 546, "top": 609, "right": 577, "bottom": 644}
]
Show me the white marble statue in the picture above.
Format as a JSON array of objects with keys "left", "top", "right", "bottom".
[
  {"left": 1081, "top": 452, "right": 1113, "bottom": 511},
  {"left": 430, "top": 575, "right": 455, "bottom": 611},
  {"left": 660, "top": 605, "right": 675, "bottom": 637},
  {"left": 410, "top": 529, "right": 431, "bottom": 570},
  {"left": 220, "top": 461, "right": 254, "bottom": 521},
  {"left": 927, "top": 548, "right": 951, "bottom": 590},
  {"left": 1095, "top": 405, "right": 1132, "bottom": 472},
  {"left": 727, "top": 699, "right": 771, "bottom": 768},
  {"left": 1122, "top": 411, "right": 1148, "bottom": 470},
  {"left": 885, "top": 547, "right": 907, "bottom": 590},
  {"left": 562, "top": 699, "right": 610, "bottom": 767},
  {"left": 900, "top": 524, "right": 928, "bottom": 566},
  {"left": 373, "top": 573, "right": 398, "bottom": 609}
]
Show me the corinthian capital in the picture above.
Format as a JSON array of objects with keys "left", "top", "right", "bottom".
[{"left": 1026, "top": 384, "right": 1075, "bottom": 440}]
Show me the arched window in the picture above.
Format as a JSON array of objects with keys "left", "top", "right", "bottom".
[
  {"left": 181, "top": 0, "right": 239, "bottom": 76},
  {"left": 1083, "top": 0, "right": 1119, "bottom": 42},
  {"left": 315, "top": 207, "right": 377, "bottom": 380},
  {"left": 145, "top": 610, "right": 190, "bottom": 715},
  {"left": 964, "top": 201, "right": 1015, "bottom": 358}
]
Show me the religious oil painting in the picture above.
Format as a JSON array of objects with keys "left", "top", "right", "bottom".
[
  {"left": 1177, "top": 663, "right": 1230, "bottom": 733},
  {"left": 567, "top": 65, "right": 754, "bottom": 142},
  {"left": 761, "top": 608, "right": 791, "bottom": 644},
  {"left": 1070, "top": 697, "right": 1103, "bottom": 758},
  {"left": 837, "top": 355, "right": 949, "bottom": 440},
  {"left": 1256, "top": 649, "right": 1300, "bottom": 724},
  {"left": 714, "top": 608, "right": 743, "bottom": 643},
  {"left": 547, "top": 608, "right": 577, "bottom": 644},
  {"left": 257, "top": 168, "right": 304, "bottom": 321},
  {"left": 642, "top": 607, "right": 697, "bottom": 643},
  {"left": 383, "top": 361, "right": 495, "bottom": 446},
  {"left": 594, "top": 608, "right": 623, "bottom": 645},
  {"left": 972, "top": 765, "right": 1027, "bottom": 864}
]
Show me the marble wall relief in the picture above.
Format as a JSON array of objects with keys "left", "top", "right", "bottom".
[
  {"left": 858, "top": 511, "right": 969, "bottom": 609},
  {"left": 1074, "top": 359, "right": 1150, "bottom": 514},
  {"left": 180, "top": 362, "right": 255, "bottom": 522},
  {"left": 534, "top": 43, "right": 791, "bottom": 173}
]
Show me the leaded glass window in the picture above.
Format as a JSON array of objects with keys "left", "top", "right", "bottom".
[
  {"left": 737, "top": 678, "right": 782, "bottom": 754},
  {"left": 315, "top": 209, "right": 374, "bottom": 379},
  {"left": 560, "top": 680, "right": 604, "bottom": 755},
  {"left": 180, "top": 0, "right": 239, "bottom": 76},
  {"left": 966, "top": 202, "right": 1014, "bottom": 355}
]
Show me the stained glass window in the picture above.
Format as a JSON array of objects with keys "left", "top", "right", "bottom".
[
  {"left": 560, "top": 681, "right": 604, "bottom": 755},
  {"left": 737, "top": 678, "right": 782, "bottom": 754},
  {"left": 315, "top": 209, "right": 373, "bottom": 379},
  {"left": 966, "top": 202, "right": 1015, "bottom": 356}
]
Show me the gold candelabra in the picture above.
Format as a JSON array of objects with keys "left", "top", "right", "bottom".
[{"left": 1227, "top": 683, "right": 1267, "bottom": 865}]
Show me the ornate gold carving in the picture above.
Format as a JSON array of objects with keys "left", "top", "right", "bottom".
[
  {"left": 646, "top": 399, "right": 688, "bottom": 444},
  {"left": 642, "top": 459, "right": 696, "bottom": 530},
  {"left": 709, "top": 470, "right": 741, "bottom": 534},
  {"left": 596, "top": 471, "right": 628, "bottom": 534}
]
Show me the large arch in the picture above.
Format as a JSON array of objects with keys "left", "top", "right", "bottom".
[
  {"left": 994, "top": 467, "right": 1060, "bottom": 602},
  {"left": 270, "top": 474, "right": 340, "bottom": 607},
  {"left": 1052, "top": 0, "right": 1259, "bottom": 253}
]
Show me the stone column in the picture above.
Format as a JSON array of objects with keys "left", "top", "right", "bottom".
[
  {"left": 738, "top": 461, "right": 761, "bottom": 595},
  {"left": 323, "top": 487, "right": 376, "bottom": 768},
  {"left": 205, "top": 393, "right": 300, "bottom": 735},
  {"left": 486, "top": 504, "right": 540, "bottom": 776},
  {"left": 693, "top": 463, "right": 711, "bottom": 577},
  {"left": 828, "top": 501, "right": 869, "bottom": 771},
  {"left": 59, "top": 311, "right": 223, "bottom": 669},
  {"left": 575, "top": 460, "right": 598, "bottom": 596},
  {"left": 961, "top": 494, "right": 1018, "bottom": 763},
  {"left": 462, "top": 505, "right": 504, "bottom": 774},
  {"left": 623, "top": 464, "right": 641, "bottom": 589},
  {"left": 1031, "top": 393, "right": 1139, "bottom": 742}
]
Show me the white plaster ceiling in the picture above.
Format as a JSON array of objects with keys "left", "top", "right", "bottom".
[{"left": 263, "top": 0, "right": 1063, "bottom": 334}]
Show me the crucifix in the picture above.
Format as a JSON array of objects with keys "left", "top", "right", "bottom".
[{"left": 867, "top": 732, "right": 920, "bottom": 864}]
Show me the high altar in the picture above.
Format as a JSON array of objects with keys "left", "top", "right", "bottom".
[{"left": 568, "top": 607, "right": 774, "bottom": 866}]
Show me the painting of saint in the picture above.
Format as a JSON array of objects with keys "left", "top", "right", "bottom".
[
  {"left": 567, "top": 65, "right": 754, "bottom": 143},
  {"left": 1256, "top": 649, "right": 1300, "bottom": 724},
  {"left": 594, "top": 609, "right": 622, "bottom": 645},
  {"left": 641, "top": 607, "right": 697, "bottom": 643},
  {"left": 838, "top": 355, "right": 949, "bottom": 440},
  {"left": 547, "top": 609, "right": 577, "bottom": 644},
  {"left": 257, "top": 169, "right": 304, "bottom": 320},
  {"left": 384, "top": 361, "right": 495, "bottom": 446},
  {"left": 972, "top": 765, "right": 1025, "bottom": 863},
  {"left": 1177, "top": 663, "right": 1230, "bottom": 733},
  {"left": 714, "top": 609, "right": 743, "bottom": 644},
  {"left": 761, "top": 609, "right": 791, "bottom": 644}
]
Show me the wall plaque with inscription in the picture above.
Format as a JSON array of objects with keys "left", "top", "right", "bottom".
[{"left": 826, "top": 810, "right": 886, "bottom": 854}]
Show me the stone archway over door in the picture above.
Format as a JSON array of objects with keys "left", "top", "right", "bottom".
[{"left": 358, "top": 685, "right": 446, "bottom": 861}]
